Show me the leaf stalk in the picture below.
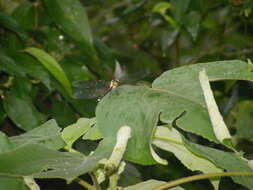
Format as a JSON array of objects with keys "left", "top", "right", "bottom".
[
  {"left": 75, "top": 178, "right": 96, "bottom": 190},
  {"left": 151, "top": 171, "right": 253, "bottom": 190}
]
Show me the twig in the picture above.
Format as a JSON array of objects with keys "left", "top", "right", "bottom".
[
  {"left": 23, "top": 177, "right": 40, "bottom": 190},
  {"left": 109, "top": 173, "right": 119, "bottom": 190},
  {"left": 89, "top": 172, "right": 102, "bottom": 190},
  {"left": 75, "top": 178, "right": 96, "bottom": 190},
  {"left": 151, "top": 171, "right": 253, "bottom": 190}
]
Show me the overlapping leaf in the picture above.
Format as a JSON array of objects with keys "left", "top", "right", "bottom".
[
  {"left": 96, "top": 85, "right": 161, "bottom": 164},
  {"left": 0, "top": 144, "right": 84, "bottom": 180},
  {"left": 96, "top": 60, "right": 253, "bottom": 164},
  {"left": 185, "top": 140, "right": 253, "bottom": 189},
  {"left": 62, "top": 117, "right": 95, "bottom": 151},
  {"left": 153, "top": 126, "right": 221, "bottom": 189},
  {"left": 10, "top": 119, "right": 65, "bottom": 150},
  {"left": 0, "top": 121, "right": 114, "bottom": 182},
  {"left": 153, "top": 60, "right": 253, "bottom": 142}
]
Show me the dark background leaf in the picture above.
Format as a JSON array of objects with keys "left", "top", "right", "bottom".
[{"left": 3, "top": 78, "right": 46, "bottom": 131}]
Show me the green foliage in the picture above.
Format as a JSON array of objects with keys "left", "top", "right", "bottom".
[
  {"left": 153, "top": 126, "right": 221, "bottom": 189},
  {"left": 9, "top": 119, "right": 65, "bottom": 149},
  {"left": 185, "top": 140, "right": 253, "bottom": 189},
  {"left": 3, "top": 78, "right": 46, "bottom": 131},
  {"left": 62, "top": 117, "right": 95, "bottom": 151},
  {"left": 1, "top": 0, "right": 253, "bottom": 189},
  {"left": 24, "top": 47, "right": 72, "bottom": 96}
]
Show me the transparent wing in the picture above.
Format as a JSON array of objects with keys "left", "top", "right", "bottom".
[{"left": 73, "top": 80, "right": 110, "bottom": 99}]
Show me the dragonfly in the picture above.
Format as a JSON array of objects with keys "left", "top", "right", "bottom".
[
  {"left": 73, "top": 63, "right": 148, "bottom": 100},
  {"left": 73, "top": 79, "right": 120, "bottom": 99}
]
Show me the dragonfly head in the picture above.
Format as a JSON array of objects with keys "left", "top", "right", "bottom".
[{"left": 110, "top": 79, "right": 120, "bottom": 89}]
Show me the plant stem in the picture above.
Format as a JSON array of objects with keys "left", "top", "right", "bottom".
[
  {"left": 151, "top": 171, "right": 253, "bottom": 190},
  {"left": 23, "top": 177, "right": 40, "bottom": 190},
  {"left": 75, "top": 178, "right": 96, "bottom": 190},
  {"left": 109, "top": 173, "right": 119, "bottom": 190},
  {"left": 89, "top": 172, "right": 102, "bottom": 190}
]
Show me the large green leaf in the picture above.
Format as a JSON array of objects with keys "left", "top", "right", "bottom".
[
  {"left": 96, "top": 60, "right": 253, "bottom": 164},
  {"left": 0, "top": 138, "right": 114, "bottom": 182},
  {"left": 0, "top": 119, "right": 112, "bottom": 181},
  {"left": 96, "top": 85, "right": 161, "bottom": 164},
  {"left": 185, "top": 140, "right": 253, "bottom": 190},
  {"left": 153, "top": 126, "right": 221, "bottom": 189},
  {"left": 24, "top": 47, "right": 72, "bottom": 96},
  {"left": 153, "top": 60, "right": 253, "bottom": 142},
  {"left": 0, "top": 119, "right": 64, "bottom": 151},
  {"left": 10, "top": 119, "right": 65, "bottom": 150},
  {"left": 0, "top": 144, "right": 84, "bottom": 180},
  {"left": 3, "top": 78, "right": 46, "bottom": 131}
]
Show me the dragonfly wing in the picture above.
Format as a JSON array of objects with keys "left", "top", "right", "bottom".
[{"left": 73, "top": 80, "right": 110, "bottom": 99}]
